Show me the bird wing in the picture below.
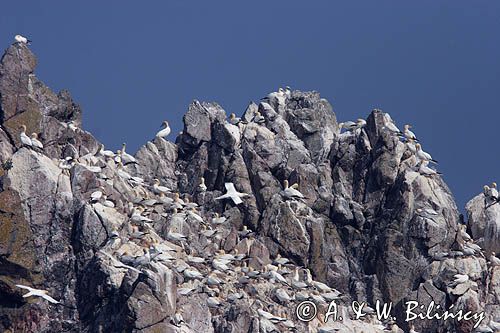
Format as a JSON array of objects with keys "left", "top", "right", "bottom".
[
  {"left": 232, "top": 195, "right": 243, "bottom": 205},
  {"left": 225, "top": 182, "right": 236, "bottom": 192},
  {"left": 41, "top": 294, "right": 60, "bottom": 304},
  {"left": 15, "top": 284, "right": 32, "bottom": 291}
]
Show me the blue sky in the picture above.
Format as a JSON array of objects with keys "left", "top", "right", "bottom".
[{"left": 1, "top": 1, "right": 499, "bottom": 209}]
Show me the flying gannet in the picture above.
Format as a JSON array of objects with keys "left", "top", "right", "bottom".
[
  {"left": 30, "top": 133, "right": 43, "bottom": 149},
  {"left": 15, "top": 284, "right": 59, "bottom": 304},
  {"left": 156, "top": 121, "right": 171, "bottom": 138},
  {"left": 14, "top": 34, "right": 31, "bottom": 44},
  {"left": 415, "top": 143, "right": 438, "bottom": 164},
  {"left": 19, "top": 125, "right": 32, "bottom": 147},
  {"left": 215, "top": 182, "right": 249, "bottom": 205}
]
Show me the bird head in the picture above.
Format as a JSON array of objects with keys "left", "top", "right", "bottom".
[
  {"left": 492, "top": 182, "right": 497, "bottom": 189},
  {"left": 31, "top": 133, "right": 38, "bottom": 139},
  {"left": 229, "top": 113, "right": 236, "bottom": 120},
  {"left": 283, "top": 179, "right": 289, "bottom": 189},
  {"left": 162, "top": 121, "right": 169, "bottom": 128},
  {"left": 19, "top": 124, "right": 27, "bottom": 132}
]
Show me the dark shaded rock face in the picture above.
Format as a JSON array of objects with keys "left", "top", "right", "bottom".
[{"left": 0, "top": 42, "right": 498, "bottom": 333}]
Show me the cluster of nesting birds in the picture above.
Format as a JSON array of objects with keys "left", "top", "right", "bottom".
[
  {"left": 12, "top": 85, "right": 428, "bottom": 332},
  {"left": 339, "top": 113, "right": 440, "bottom": 177}
]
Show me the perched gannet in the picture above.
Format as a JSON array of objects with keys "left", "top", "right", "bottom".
[
  {"left": 90, "top": 187, "right": 104, "bottom": 202},
  {"left": 403, "top": 124, "right": 418, "bottom": 141},
  {"left": 284, "top": 86, "right": 292, "bottom": 99},
  {"left": 275, "top": 288, "right": 292, "bottom": 303},
  {"left": 30, "top": 133, "right": 43, "bottom": 149},
  {"left": 452, "top": 274, "right": 469, "bottom": 286},
  {"left": 418, "top": 160, "right": 441, "bottom": 176},
  {"left": 280, "top": 180, "right": 304, "bottom": 200},
  {"left": 415, "top": 143, "right": 438, "bottom": 164},
  {"left": 383, "top": 113, "right": 403, "bottom": 135},
  {"left": 211, "top": 213, "right": 226, "bottom": 225},
  {"left": 15, "top": 285, "right": 59, "bottom": 304},
  {"left": 490, "top": 182, "right": 499, "bottom": 199},
  {"left": 291, "top": 267, "right": 308, "bottom": 289},
  {"left": 215, "top": 182, "right": 249, "bottom": 205},
  {"left": 266, "top": 88, "right": 286, "bottom": 108},
  {"left": 99, "top": 250, "right": 142, "bottom": 274},
  {"left": 14, "top": 34, "right": 31, "bottom": 44},
  {"left": 198, "top": 177, "right": 207, "bottom": 192},
  {"left": 67, "top": 121, "right": 78, "bottom": 131},
  {"left": 153, "top": 178, "right": 170, "bottom": 194},
  {"left": 156, "top": 121, "right": 171, "bottom": 138},
  {"left": 228, "top": 113, "right": 244, "bottom": 125},
  {"left": 19, "top": 125, "right": 32, "bottom": 147},
  {"left": 120, "top": 143, "right": 137, "bottom": 164},
  {"left": 253, "top": 111, "right": 265, "bottom": 124},
  {"left": 97, "top": 144, "right": 115, "bottom": 159}
]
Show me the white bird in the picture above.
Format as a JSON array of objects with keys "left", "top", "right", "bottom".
[
  {"left": 415, "top": 143, "right": 438, "bottom": 164},
  {"left": 198, "top": 177, "right": 207, "bottom": 192},
  {"left": 67, "top": 121, "right": 78, "bottom": 131},
  {"left": 19, "top": 125, "right": 32, "bottom": 147},
  {"left": 228, "top": 113, "right": 245, "bottom": 125},
  {"left": 90, "top": 189, "right": 103, "bottom": 202},
  {"left": 280, "top": 180, "right": 304, "bottom": 200},
  {"left": 15, "top": 284, "right": 59, "bottom": 304},
  {"left": 383, "top": 113, "right": 403, "bottom": 135},
  {"left": 99, "top": 250, "right": 142, "bottom": 274},
  {"left": 215, "top": 182, "right": 249, "bottom": 205},
  {"left": 120, "top": 143, "right": 137, "bottom": 164},
  {"left": 403, "top": 124, "right": 418, "bottom": 141},
  {"left": 491, "top": 182, "right": 499, "bottom": 198},
  {"left": 211, "top": 213, "right": 226, "bottom": 225},
  {"left": 14, "top": 34, "right": 31, "bottom": 44},
  {"left": 418, "top": 160, "right": 440, "bottom": 176},
  {"left": 97, "top": 144, "right": 115, "bottom": 158},
  {"left": 452, "top": 274, "right": 469, "bottom": 285},
  {"left": 274, "top": 288, "right": 292, "bottom": 303},
  {"left": 156, "top": 120, "right": 171, "bottom": 138},
  {"left": 153, "top": 178, "right": 171, "bottom": 194},
  {"left": 253, "top": 111, "right": 265, "bottom": 124},
  {"left": 184, "top": 268, "right": 204, "bottom": 280},
  {"left": 30, "top": 133, "right": 43, "bottom": 149}
]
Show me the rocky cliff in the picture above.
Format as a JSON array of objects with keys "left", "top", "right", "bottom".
[{"left": 0, "top": 42, "right": 498, "bottom": 333}]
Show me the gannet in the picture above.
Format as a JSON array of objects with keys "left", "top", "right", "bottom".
[
  {"left": 280, "top": 180, "right": 304, "bottom": 200},
  {"left": 184, "top": 268, "right": 204, "bottom": 280},
  {"left": 291, "top": 267, "right": 308, "bottom": 289},
  {"left": 67, "top": 121, "right": 78, "bottom": 131},
  {"left": 418, "top": 160, "right": 441, "bottom": 176},
  {"left": 257, "top": 308, "right": 287, "bottom": 323},
  {"left": 153, "top": 178, "right": 170, "bottom": 194},
  {"left": 30, "top": 133, "right": 43, "bottom": 149},
  {"left": 339, "top": 120, "right": 356, "bottom": 131},
  {"left": 19, "top": 125, "right": 32, "bottom": 146},
  {"left": 90, "top": 188, "right": 104, "bottom": 202},
  {"left": 383, "top": 113, "right": 403, "bottom": 135},
  {"left": 490, "top": 182, "right": 499, "bottom": 199},
  {"left": 15, "top": 285, "right": 59, "bottom": 304},
  {"left": 97, "top": 144, "right": 115, "bottom": 158},
  {"left": 273, "top": 254, "right": 289, "bottom": 266},
  {"left": 14, "top": 34, "right": 31, "bottom": 44},
  {"left": 171, "top": 309, "right": 185, "bottom": 327},
  {"left": 207, "top": 296, "right": 221, "bottom": 308},
  {"left": 228, "top": 113, "right": 244, "bottom": 125},
  {"left": 266, "top": 88, "right": 286, "bottom": 108},
  {"left": 274, "top": 288, "right": 292, "bottom": 303},
  {"left": 198, "top": 177, "right": 207, "bottom": 192},
  {"left": 403, "top": 125, "right": 418, "bottom": 141},
  {"left": 452, "top": 274, "right": 469, "bottom": 285},
  {"left": 253, "top": 111, "right": 265, "bottom": 124},
  {"left": 211, "top": 213, "right": 226, "bottom": 225},
  {"left": 156, "top": 121, "right": 171, "bottom": 138},
  {"left": 102, "top": 195, "right": 115, "bottom": 208},
  {"left": 215, "top": 182, "right": 249, "bottom": 205},
  {"left": 238, "top": 225, "right": 253, "bottom": 237},
  {"left": 99, "top": 250, "right": 142, "bottom": 274},
  {"left": 284, "top": 86, "right": 292, "bottom": 99},
  {"left": 120, "top": 143, "right": 137, "bottom": 164},
  {"left": 415, "top": 143, "right": 438, "bottom": 164}
]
